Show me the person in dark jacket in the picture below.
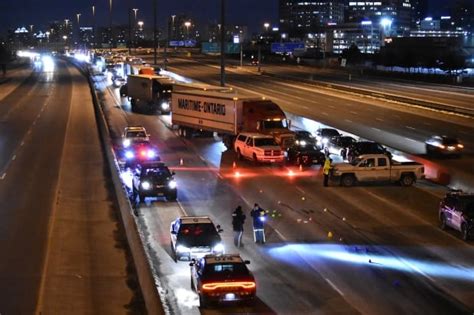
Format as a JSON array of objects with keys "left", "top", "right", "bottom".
[
  {"left": 232, "top": 206, "right": 246, "bottom": 247},
  {"left": 250, "top": 203, "right": 267, "bottom": 244}
]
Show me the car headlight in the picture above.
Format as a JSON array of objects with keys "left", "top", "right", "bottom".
[
  {"left": 259, "top": 216, "right": 266, "bottom": 222},
  {"left": 161, "top": 102, "right": 170, "bottom": 110},
  {"left": 176, "top": 245, "right": 189, "bottom": 253},
  {"left": 168, "top": 180, "right": 177, "bottom": 189},
  {"left": 213, "top": 243, "right": 224, "bottom": 253},
  {"left": 322, "top": 138, "right": 329, "bottom": 145},
  {"left": 300, "top": 140, "right": 307, "bottom": 147},
  {"left": 125, "top": 150, "right": 134, "bottom": 159},
  {"left": 147, "top": 150, "right": 156, "bottom": 159},
  {"left": 141, "top": 181, "right": 151, "bottom": 190},
  {"left": 123, "top": 139, "right": 131, "bottom": 147}
]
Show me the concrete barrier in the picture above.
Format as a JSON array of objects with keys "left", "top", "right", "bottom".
[{"left": 73, "top": 60, "right": 165, "bottom": 314}]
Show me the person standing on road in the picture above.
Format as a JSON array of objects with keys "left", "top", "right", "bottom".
[
  {"left": 232, "top": 206, "right": 246, "bottom": 248},
  {"left": 250, "top": 203, "right": 267, "bottom": 244},
  {"left": 323, "top": 157, "right": 333, "bottom": 187}
]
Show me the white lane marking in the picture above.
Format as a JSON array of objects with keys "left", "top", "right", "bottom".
[
  {"left": 349, "top": 111, "right": 358, "bottom": 115},
  {"left": 322, "top": 112, "right": 329, "bottom": 116},
  {"left": 405, "top": 138, "right": 417, "bottom": 142},
  {"left": 372, "top": 127, "right": 381, "bottom": 131},
  {"left": 12, "top": 155, "right": 16, "bottom": 161},
  {"left": 273, "top": 228, "right": 287, "bottom": 241},
  {"left": 344, "top": 119, "right": 352, "bottom": 123},
  {"left": 302, "top": 105, "right": 309, "bottom": 109},
  {"left": 376, "top": 117, "right": 384, "bottom": 122},
  {"left": 406, "top": 126, "right": 416, "bottom": 130},
  {"left": 325, "top": 278, "right": 345, "bottom": 296},
  {"left": 1, "top": 173, "right": 6, "bottom": 180},
  {"left": 328, "top": 105, "right": 336, "bottom": 109},
  {"left": 176, "top": 200, "right": 189, "bottom": 216}
]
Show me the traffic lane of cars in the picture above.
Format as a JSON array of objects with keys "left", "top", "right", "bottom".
[
  {"left": 103, "top": 71, "right": 470, "bottom": 312},
  {"left": 166, "top": 58, "right": 474, "bottom": 154},
  {"left": 102, "top": 84, "right": 360, "bottom": 313}
]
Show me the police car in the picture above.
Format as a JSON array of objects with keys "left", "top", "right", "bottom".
[
  {"left": 132, "top": 161, "right": 177, "bottom": 202},
  {"left": 122, "top": 126, "right": 150, "bottom": 148},
  {"left": 190, "top": 254, "right": 256, "bottom": 307},
  {"left": 439, "top": 190, "right": 474, "bottom": 241},
  {"left": 119, "top": 141, "right": 159, "bottom": 168},
  {"left": 170, "top": 216, "right": 224, "bottom": 261}
]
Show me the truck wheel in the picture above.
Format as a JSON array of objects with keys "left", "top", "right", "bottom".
[
  {"left": 253, "top": 154, "right": 259, "bottom": 165},
  {"left": 400, "top": 174, "right": 415, "bottom": 187},
  {"left": 461, "top": 224, "right": 470, "bottom": 241},
  {"left": 236, "top": 149, "right": 243, "bottom": 160},
  {"left": 440, "top": 214, "right": 447, "bottom": 230},
  {"left": 341, "top": 174, "right": 355, "bottom": 187}
]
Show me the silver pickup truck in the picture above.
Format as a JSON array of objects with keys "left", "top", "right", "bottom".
[{"left": 331, "top": 154, "right": 425, "bottom": 187}]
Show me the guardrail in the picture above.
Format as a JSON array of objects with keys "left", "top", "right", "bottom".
[
  {"left": 261, "top": 71, "right": 474, "bottom": 118},
  {"left": 72, "top": 59, "right": 165, "bottom": 314}
]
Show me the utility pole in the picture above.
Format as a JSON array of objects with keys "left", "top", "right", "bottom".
[
  {"left": 153, "top": 0, "right": 157, "bottom": 65},
  {"left": 92, "top": 5, "right": 96, "bottom": 48},
  {"left": 220, "top": 0, "right": 226, "bottom": 87}
]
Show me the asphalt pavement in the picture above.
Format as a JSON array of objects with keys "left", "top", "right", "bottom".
[
  {"left": 0, "top": 60, "right": 137, "bottom": 313},
  {"left": 94, "top": 73, "right": 474, "bottom": 314}
]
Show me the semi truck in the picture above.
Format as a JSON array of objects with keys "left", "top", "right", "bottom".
[
  {"left": 171, "top": 89, "right": 295, "bottom": 149},
  {"left": 127, "top": 74, "right": 174, "bottom": 114}
]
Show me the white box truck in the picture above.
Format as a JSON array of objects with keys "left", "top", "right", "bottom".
[
  {"left": 171, "top": 89, "right": 295, "bottom": 149},
  {"left": 127, "top": 74, "right": 174, "bottom": 114}
]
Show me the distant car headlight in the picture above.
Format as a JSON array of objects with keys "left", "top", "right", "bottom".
[
  {"left": 213, "top": 243, "right": 224, "bottom": 253},
  {"left": 141, "top": 181, "right": 151, "bottom": 190},
  {"left": 123, "top": 139, "right": 131, "bottom": 147},
  {"left": 125, "top": 150, "right": 134, "bottom": 159},
  {"left": 457, "top": 144, "right": 464, "bottom": 149},
  {"left": 161, "top": 102, "right": 170, "bottom": 110},
  {"left": 176, "top": 245, "right": 189, "bottom": 253},
  {"left": 299, "top": 140, "right": 307, "bottom": 146},
  {"left": 168, "top": 180, "right": 177, "bottom": 189}
]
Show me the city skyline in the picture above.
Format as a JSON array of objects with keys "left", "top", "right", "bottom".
[{"left": 0, "top": 0, "right": 452, "bottom": 36}]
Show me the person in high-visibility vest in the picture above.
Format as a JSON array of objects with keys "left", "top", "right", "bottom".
[
  {"left": 250, "top": 203, "right": 267, "bottom": 244},
  {"left": 323, "top": 157, "right": 333, "bottom": 187}
]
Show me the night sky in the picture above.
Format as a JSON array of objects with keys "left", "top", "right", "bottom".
[
  {"left": 0, "top": 0, "right": 277, "bottom": 34},
  {"left": 0, "top": 0, "right": 449, "bottom": 35}
]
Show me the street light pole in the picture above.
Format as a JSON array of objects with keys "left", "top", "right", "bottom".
[
  {"left": 220, "top": 0, "right": 226, "bottom": 87},
  {"left": 76, "top": 13, "right": 81, "bottom": 49},
  {"left": 128, "top": 7, "right": 132, "bottom": 55},
  {"left": 92, "top": 5, "right": 96, "bottom": 48},
  {"left": 109, "top": 0, "right": 113, "bottom": 51},
  {"left": 153, "top": 0, "right": 157, "bottom": 65}
]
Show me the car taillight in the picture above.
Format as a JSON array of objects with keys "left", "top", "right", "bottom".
[{"left": 202, "top": 281, "right": 256, "bottom": 291}]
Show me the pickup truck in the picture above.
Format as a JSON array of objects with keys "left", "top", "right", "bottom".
[{"left": 330, "top": 154, "right": 424, "bottom": 187}]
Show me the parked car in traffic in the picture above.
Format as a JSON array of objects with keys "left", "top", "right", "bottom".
[{"left": 439, "top": 190, "right": 474, "bottom": 241}]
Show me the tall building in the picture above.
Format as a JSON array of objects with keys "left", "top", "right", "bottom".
[
  {"left": 279, "top": 0, "right": 345, "bottom": 38},
  {"left": 345, "top": 0, "right": 415, "bottom": 34}
]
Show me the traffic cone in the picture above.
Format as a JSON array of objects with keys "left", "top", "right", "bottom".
[
  {"left": 299, "top": 164, "right": 303, "bottom": 172},
  {"left": 232, "top": 161, "right": 236, "bottom": 169},
  {"left": 180, "top": 158, "right": 184, "bottom": 166},
  {"left": 327, "top": 231, "right": 333, "bottom": 239}
]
